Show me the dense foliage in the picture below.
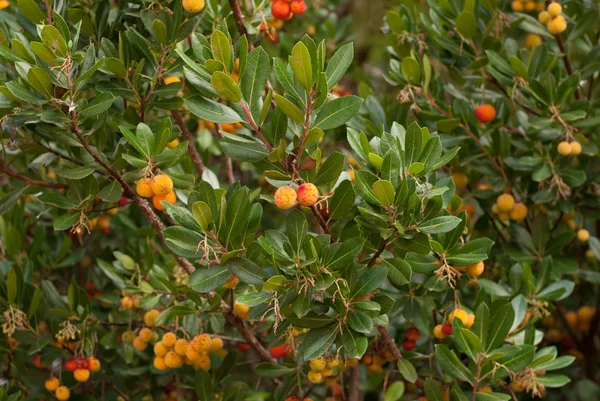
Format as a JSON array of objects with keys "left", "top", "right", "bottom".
[{"left": 0, "top": 0, "right": 598, "bottom": 400}]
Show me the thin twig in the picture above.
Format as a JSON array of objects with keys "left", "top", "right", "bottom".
[
  {"left": 0, "top": 163, "right": 67, "bottom": 189},
  {"left": 171, "top": 110, "right": 206, "bottom": 174}
]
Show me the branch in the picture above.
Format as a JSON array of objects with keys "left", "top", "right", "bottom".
[
  {"left": 0, "top": 163, "right": 67, "bottom": 189},
  {"left": 347, "top": 366, "right": 360, "bottom": 401},
  {"left": 228, "top": 0, "right": 251, "bottom": 47},
  {"left": 376, "top": 325, "right": 402, "bottom": 360},
  {"left": 239, "top": 102, "right": 273, "bottom": 151},
  {"left": 171, "top": 110, "right": 206, "bottom": 174},
  {"left": 310, "top": 204, "right": 335, "bottom": 242},
  {"left": 225, "top": 313, "right": 276, "bottom": 363},
  {"left": 487, "top": 76, "right": 540, "bottom": 116},
  {"left": 366, "top": 240, "right": 389, "bottom": 268}
]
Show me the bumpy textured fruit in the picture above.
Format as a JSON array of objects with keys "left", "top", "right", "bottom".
[
  {"left": 270, "top": 344, "right": 291, "bottom": 358},
  {"left": 538, "top": 10, "right": 550, "bottom": 24},
  {"left": 557, "top": 141, "right": 571, "bottom": 155},
  {"left": 510, "top": 203, "right": 528, "bottom": 221},
  {"left": 449, "top": 309, "right": 469, "bottom": 325},
  {"left": 223, "top": 274, "right": 239, "bottom": 289},
  {"left": 154, "top": 342, "right": 169, "bottom": 357},
  {"left": 452, "top": 172, "right": 468, "bottom": 189},
  {"left": 547, "top": 2, "right": 562, "bottom": 16},
  {"left": 274, "top": 186, "right": 297, "bottom": 209},
  {"left": 525, "top": 33, "right": 542, "bottom": 49},
  {"left": 210, "top": 337, "right": 224, "bottom": 353},
  {"left": 307, "top": 370, "right": 323, "bottom": 384},
  {"left": 234, "top": 302, "right": 250, "bottom": 316},
  {"left": 497, "top": 194, "right": 515, "bottom": 212},
  {"left": 194, "top": 334, "right": 212, "bottom": 352},
  {"left": 196, "top": 354, "right": 211, "bottom": 371},
  {"left": 55, "top": 386, "right": 70, "bottom": 401},
  {"left": 310, "top": 357, "right": 326, "bottom": 372},
  {"left": 139, "top": 328, "right": 153, "bottom": 343},
  {"left": 577, "top": 306, "right": 596, "bottom": 323},
  {"left": 151, "top": 174, "right": 173, "bottom": 196},
  {"left": 326, "top": 357, "right": 339, "bottom": 369},
  {"left": 442, "top": 323, "right": 453, "bottom": 336},
  {"left": 474, "top": 104, "right": 496, "bottom": 123},
  {"left": 167, "top": 139, "right": 180, "bottom": 149},
  {"left": 570, "top": 141, "right": 582, "bottom": 155},
  {"left": 464, "top": 314, "right": 475, "bottom": 329},
  {"left": 402, "top": 339, "right": 416, "bottom": 350},
  {"left": 121, "top": 296, "right": 133, "bottom": 309},
  {"left": 466, "top": 261, "right": 484, "bottom": 277},
  {"left": 136, "top": 178, "right": 154, "bottom": 197},
  {"left": 154, "top": 357, "right": 168, "bottom": 370},
  {"left": 271, "top": 0, "right": 291, "bottom": 20},
  {"left": 122, "top": 330, "right": 135, "bottom": 344},
  {"left": 296, "top": 183, "right": 319, "bottom": 206},
  {"left": 174, "top": 339, "right": 188, "bottom": 356},
  {"left": 164, "top": 351, "right": 183, "bottom": 368},
  {"left": 133, "top": 337, "right": 148, "bottom": 351},
  {"left": 144, "top": 309, "right": 160, "bottom": 327},
  {"left": 290, "top": 0, "right": 306, "bottom": 14},
  {"left": 433, "top": 324, "right": 446, "bottom": 339},
  {"left": 182, "top": 0, "right": 205, "bottom": 13},
  {"left": 162, "top": 332, "right": 177, "bottom": 347},
  {"left": 88, "top": 357, "right": 101, "bottom": 373},
  {"left": 186, "top": 345, "right": 203, "bottom": 361},
  {"left": 74, "top": 368, "right": 90, "bottom": 382},
  {"left": 152, "top": 191, "right": 176, "bottom": 211},
  {"left": 577, "top": 229, "right": 590, "bottom": 242},
  {"left": 547, "top": 15, "right": 567, "bottom": 34},
  {"left": 511, "top": 0, "right": 523, "bottom": 11},
  {"left": 45, "top": 377, "right": 60, "bottom": 392},
  {"left": 406, "top": 327, "right": 421, "bottom": 341}
]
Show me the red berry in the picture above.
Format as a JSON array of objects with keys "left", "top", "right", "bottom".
[
  {"left": 65, "top": 358, "right": 77, "bottom": 371},
  {"left": 270, "top": 344, "right": 291, "bottom": 358},
  {"left": 402, "top": 339, "right": 416, "bottom": 351},
  {"left": 76, "top": 356, "right": 89, "bottom": 369},
  {"left": 271, "top": 0, "right": 291, "bottom": 20},
  {"left": 474, "top": 104, "right": 496, "bottom": 123},
  {"left": 290, "top": 0, "right": 306, "bottom": 14},
  {"left": 118, "top": 196, "right": 128, "bottom": 206},
  {"left": 442, "top": 324, "right": 453, "bottom": 336},
  {"left": 237, "top": 343, "right": 250, "bottom": 352},
  {"left": 406, "top": 327, "right": 421, "bottom": 341}
]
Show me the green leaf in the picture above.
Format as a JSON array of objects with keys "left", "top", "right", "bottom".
[
  {"left": 255, "top": 363, "right": 295, "bottom": 378},
  {"left": 424, "top": 378, "right": 444, "bottom": 401},
  {"left": 329, "top": 180, "right": 355, "bottom": 220},
  {"left": 211, "top": 71, "right": 242, "bottom": 102},
  {"left": 53, "top": 213, "right": 80, "bottom": 231},
  {"left": 384, "top": 381, "right": 405, "bottom": 401},
  {"left": 241, "top": 47, "right": 270, "bottom": 120},
  {"left": 274, "top": 94, "right": 304, "bottom": 123},
  {"left": 475, "top": 393, "right": 511, "bottom": 401},
  {"left": 341, "top": 326, "right": 368, "bottom": 359},
  {"left": 7, "top": 269, "right": 17, "bottom": 303},
  {"left": 327, "top": 237, "right": 364, "bottom": 270},
  {"left": 0, "top": 188, "right": 27, "bottom": 215},
  {"left": 27, "top": 67, "right": 53, "bottom": 98},
  {"left": 325, "top": 42, "right": 354, "bottom": 89},
  {"left": 352, "top": 265, "right": 387, "bottom": 297},
  {"left": 220, "top": 135, "right": 268, "bottom": 162},
  {"left": 192, "top": 201, "right": 212, "bottom": 231},
  {"left": 162, "top": 226, "right": 203, "bottom": 259},
  {"left": 456, "top": 11, "right": 477, "bottom": 39},
  {"left": 229, "top": 257, "right": 268, "bottom": 285},
  {"left": 211, "top": 30, "right": 232, "bottom": 73},
  {"left": 485, "top": 303, "right": 515, "bottom": 352},
  {"left": 418, "top": 216, "right": 462, "bottom": 234},
  {"left": 434, "top": 344, "right": 474, "bottom": 384},
  {"left": 397, "top": 359, "right": 417, "bottom": 383},
  {"left": 401, "top": 58, "right": 421, "bottom": 85},
  {"left": 80, "top": 92, "right": 115, "bottom": 118},
  {"left": 56, "top": 166, "right": 95, "bottom": 180},
  {"left": 302, "top": 323, "right": 338, "bottom": 360},
  {"left": 384, "top": 259, "right": 412, "bottom": 287},
  {"left": 348, "top": 310, "right": 373, "bottom": 334},
  {"left": 41, "top": 26, "right": 68, "bottom": 57},
  {"left": 263, "top": 275, "right": 286, "bottom": 292},
  {"left": 151, "top": 19, "right": 168, "bottom": 44},
  {"left": 188, "top": 265, "right": 231, "bottom": 293},
  {"left": 290, "top": 42, "right": 313, "bottom": 91},
  {"left": 17, "top": 0, "right": 46, "bottom": 24},
  {"left": 372, "top": 180, "right": 395, "bottom": 207},
  {"left": 314, "top": 151, "right": 345, "bottom": 186},
  {"left": 314, "top": 96, "right": 363, "bottom": 130},
  {"left": 186, "top": 95, "right": 242, "bottom": 123}
]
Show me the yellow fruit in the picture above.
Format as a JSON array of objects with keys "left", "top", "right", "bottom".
[
  {"left": 151, "top": 174, "right": 174, "bottom": 196},
  {"left": 585, "top": 249, "right": 596, "bottom": 261},
  {"left": 547, "top": 2, "right": 562, "bottom": 17},
  {"left": 164, "top": 76, "right": 181, "bottom": 85},
  {"left": 164, "top": 351, "right": 184, "bottom": 368},
  {"left": 346, "top": 358, "right": 359, "bottom": 367},
  {"left": 466, "top": 261, "right": 484, "bottom": 277},
  {"left": 152, "top": 190, "right": 176, "bottom": 211},
  {"left": 234, "top": 302, "right": 250, "bottom": 316},
  {"left": 162, "top": 332, "right": 177, "bottom": 347},
  {"left": 524, "top": 1, "right": 536, "bottom": 11},
  {"left": 547, "top": 15, "right": 567, "bottom": 35},
  {"left": 186, "top": 344, "right": 203, "bottom": 361},
  {"left": 194, "top": 334, "right": 212, "bottom": 352},
  {"left": 74, "top": 368, "right": 90, "bottom": 382},
  {"left": 274, "top": 186, "right": 297, "bottom": 209},
  {"left": 55, "top": 386, "right": 70, "bottom": 401},
  {"left": 0, "top": 0, "right": 10, "bottom": 10},
  {"left": 326, "top": 357, "right": 339, "bottom": 369},
  {"left": 510, "top": 203, "right": 528, "bottom": 221},
  {"left": 479, "top": 386, "right": 492, "bottom": 393},
  {"left": 449, "top": 309, "right": 469, "bottom": 325},
  {"left": 88, "top": 357, "right": 101, "bottom": 373},
  {"left": 154, "top": 341, "right": 169, "bottom": 357},
  {"left": 464, "top": 314, "right": 475, "bottom": 329},
  {"left": 557, "top": 141, "right": 571, "bottom": 155},
  {"left": 144, "top": 309, "right": 160, "bottom": 327},
  {"left": 167, "top": 139, "right": 180, "bottom": 149},
  {"left": 491, "top": 204, "right": 499, "bottom": 214},
  {"left": 136, "top": 178, "right": 154, "bottom": 197},
  {"left": 452, "top": 172, "right": 468, "bottom": 189},
  {"left": 139, "top": 328, "right": 153, "bottom": 343},
  {"left": 122, "top": 330, "right": 135, "bottom": 344},
  {"left": 223, "top": 274, "right": 239, "bottom": 289},
  {"left": 497, "top": 194, "right": 515, "bottom": 212},
  {"left": 196, "top": 354, "right": 211, "bottom": 371},
  {"left": 321, "top": 368, "right": 333, "bottom": 377},
  {"left": 570, "top": 141, "right": 582, "bottom": 155},
  {"left": 565, "top": 311, "right": 578, "bottom": 327},
  {"left": 174, "top": 339, "right": 188, "bottom": 356},
  {"left": 577, "top": 306, "right": 596, "bottom": 323},
  {"left": 45, "top": 377, "right": 60, "bottom": 392},
  {"left": 307, "top": 370, "right": 323, "bottom": 384},
  {"left": 133, "top": 337, "right": 148, "bottom": 351},
  {"left": 210, "top": 337, "right": 224, "bottom": 353},
  {"left": 310, "top": 357, "right": 327, "bottom": 372},
  {"left": 538, "top": 10, "right": 550, "bottom": 24},
  {"left": 121, "top": 296, "right": 133, "bottom": 309},
  {"left": 153, "top": 357, "right": 168, "bottom": 370},
  {"left": 577, "top": 229, "right": 590, "bottom": 242},
  {"left": 511, "top": 0, "right": 523, "bottom": 11},
  {"left": 182, "top": 0, "right": 205, "bottom": 13},
  {"left": 433, "top": 325, "right": 446, "bottom": 339},
  {"left": 296, "top": 183, "right": 319, "bottom": 207},
  {"left": 525, "top": 33, "right": 542, "bottom": 49}
]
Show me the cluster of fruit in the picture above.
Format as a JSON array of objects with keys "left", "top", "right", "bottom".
[
  {"left": 120, "top": 292, "right": 142, "bottom": 310},
  {"left": 491, "top": 193, "right": 528, "bottom": 222},
  {"left": 124, "top": 327, "right": 159, "bottom": 351},
  {"left": 401, "top": 327, "right": 421, "bottom": 351},
  {"left": 560, "top": 212, "right": 591, "bottom": 243},
  {"left": 274, "top": 183, "right": 319, "bottom": 209},
  {"left": 307, "top": 356, "right": 342, "bottom": 384},
  {"left": 544, "top": 305, "right": 597, "bottom": 343},
  {"left": 434, "top": 308, "right": 476, "bottom": 340},
  {"left": 271, "top": 0, "right": 307, "bottom": 21},
  {"left": 557, "top": 140, "right": 583, "bottom": 156},
  {"left": 153, "top": 332, "right": 223, "bottom": 371},
  {"left": 359, "top": 341, "right": 397, "bottom": 375},
  {"left": 511, "top": 0, "right": 544, "bottom": 12},
  {"left": 539, "top": 2, "right": 567, "bottom": 35},
  {"left": 136, "top": 174, "right": 177, "bottom": 211},
  {"left": 45, "top": 357, "right": 101, "bottom": 400}
]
